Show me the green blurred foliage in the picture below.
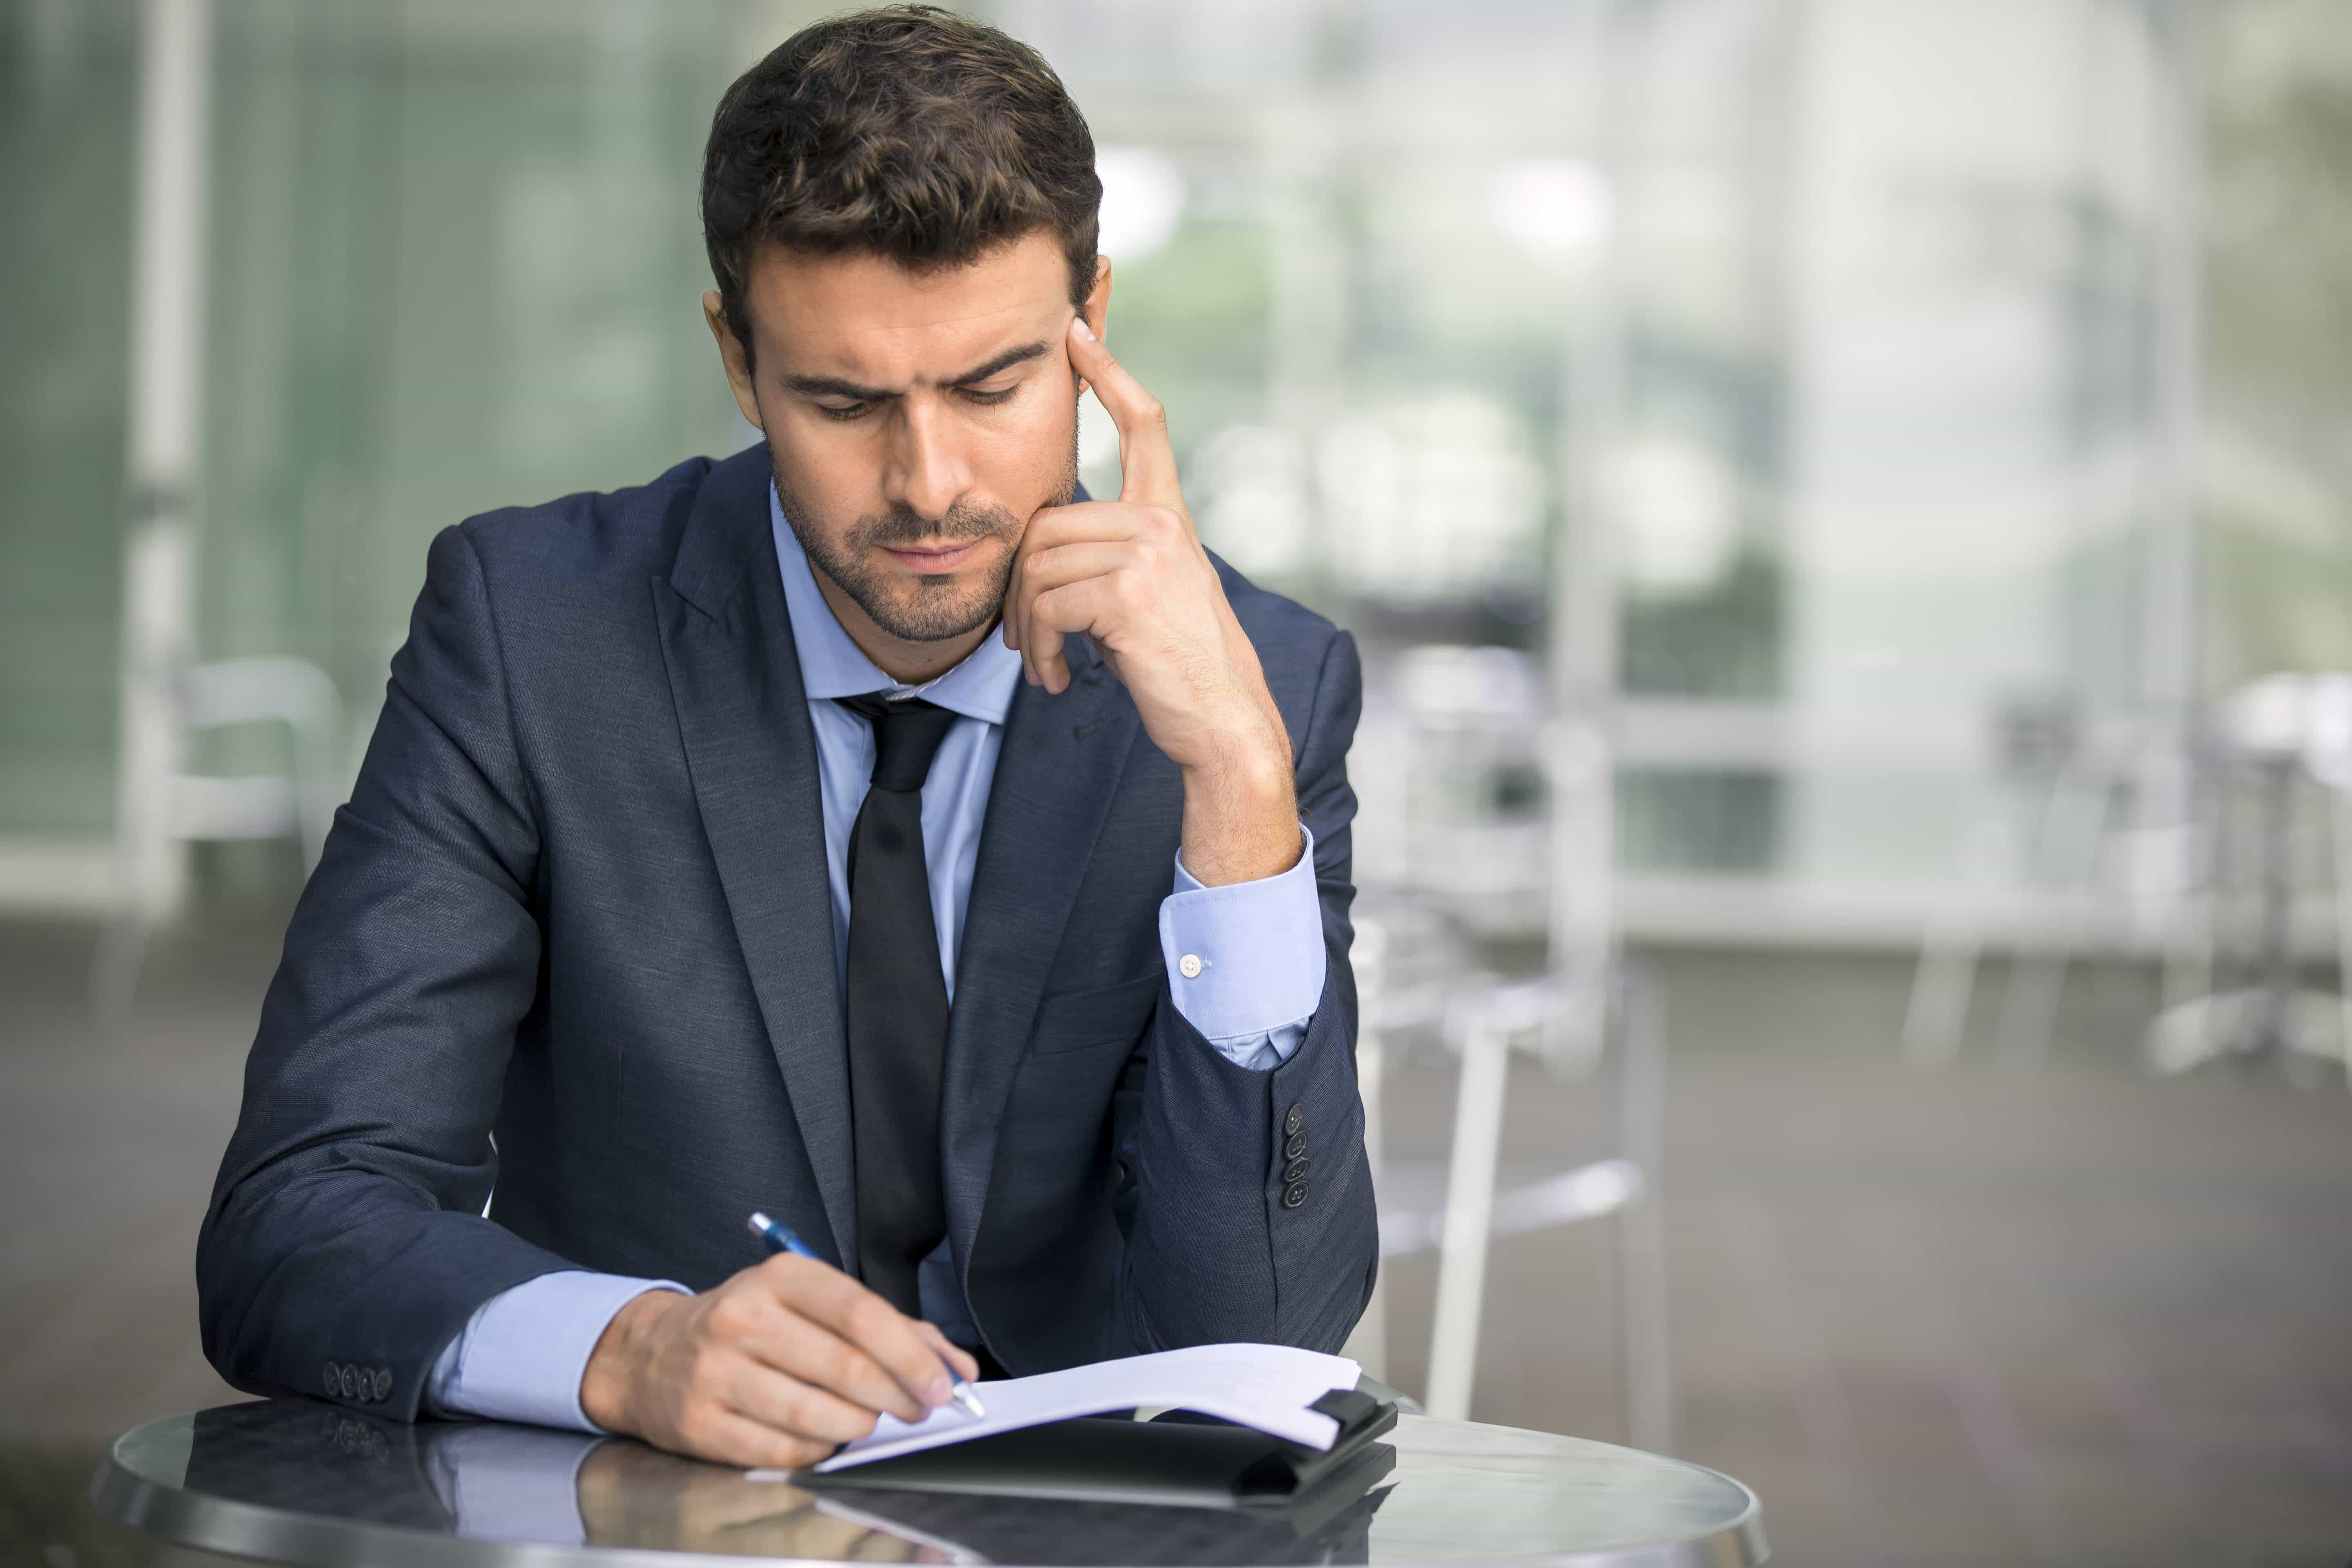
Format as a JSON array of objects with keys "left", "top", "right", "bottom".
[
  {"left": 0, "top": 1, "right": 136, "bottom": 835},
  {"left": 1618, "top": 547, "right": 1786, "bottom": 701},
  {"left": 2204, "top": 0, "right": 2352, "bottom": 688},
  {"left": 1100, "top": 216, "right": 1273, "bottom": 476}
]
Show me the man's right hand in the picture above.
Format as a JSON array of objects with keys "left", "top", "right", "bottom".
[{"left": 578, "top": 1254, "right": 980, "bottom": 1468}]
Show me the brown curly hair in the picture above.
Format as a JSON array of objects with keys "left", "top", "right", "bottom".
[{"left": 701, "top": 6, "right": 1102, "bottom": 362}]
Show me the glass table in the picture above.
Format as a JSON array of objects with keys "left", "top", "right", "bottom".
[{"left": 92, "top": 1399, "right": 1766, "bottom": 1566}]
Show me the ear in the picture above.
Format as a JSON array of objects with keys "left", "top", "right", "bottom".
[
  {"left": 1082, "top": 255, "right": 1111, "bottom": 343},
  {"left": 703, "top": 290, "right": 764, "bottom": 432},
  {"left": 1075, "top": 256, "right": 1113, "bottom": 395}
]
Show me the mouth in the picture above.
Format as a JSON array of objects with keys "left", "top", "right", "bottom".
[{"left": 880, "top": 540, "right": 984, "bottom": 575}]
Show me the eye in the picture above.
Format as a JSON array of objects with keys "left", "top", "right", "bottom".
[
  {"left": 816, "top": 401, "right": 875, "bottom": 423},
  {"left": 958, "top": 385, "right": 1018, "bottom": 407}
]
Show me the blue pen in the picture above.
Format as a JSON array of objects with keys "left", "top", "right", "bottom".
[{"left": 747, "top": 1211, "right": 987, "bottom": 1419}]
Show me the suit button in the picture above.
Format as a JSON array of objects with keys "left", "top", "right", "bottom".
[
  {"left": 1178, "top": 953, "right": 1204, "bottom": 979},
  {"left": 1283, "top": 1180, "right": 1309, "bottom": 1208},
  {"left": 371, "top": 1368, "right": 393, "bottom": 1402},
  {"left": 1284, "top": 1131, "right": 1307, "bottom": 1160},
  {"left": 1284, "top": 1103, "right": 1303, "bottom": 1135},
  {"left": 1283, "top": 1156, "right": 1310, "bottom": 1183},
  {"left": 323, "top": 1363, "right": 340, "bottom": 1398},
  {"left": 336, "top": 1364, "right": 355, "bottom": 1399}
]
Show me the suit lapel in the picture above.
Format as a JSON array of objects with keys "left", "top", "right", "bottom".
[
  {"left": 942, "top": 639, "right": 1140, "bottom": 1267},
  {"left": 652, "top": 449, "right": 858, "bottom": 1265}
]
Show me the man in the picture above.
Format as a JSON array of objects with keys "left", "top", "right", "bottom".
[{"left": 198, "top": 6, "right": 1375, "bottom": 1470}]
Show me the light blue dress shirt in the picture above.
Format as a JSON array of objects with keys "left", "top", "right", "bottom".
[{"left": 424, "top": 485, "right": 1327, "bottom": 1430}]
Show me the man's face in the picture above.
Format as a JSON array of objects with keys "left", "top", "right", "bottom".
[{"left": 716, "top": 231, "right": 1093, "bottom": 647}]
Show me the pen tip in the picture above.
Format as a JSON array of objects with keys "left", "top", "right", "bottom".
[
  {"left": 956, "top": 1386, "right": 987, "bottom": 1419},
  {"left": 748, "top": 1212, "right": 771, "bottom": 1234}
]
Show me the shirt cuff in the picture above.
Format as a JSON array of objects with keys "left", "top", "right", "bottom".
[
  {"left": 425, "top": 1271, "right": 688, "bottom": 1432},
  {"left": 1160, "top": 825, "right": 1325, "bottom": 1046}
]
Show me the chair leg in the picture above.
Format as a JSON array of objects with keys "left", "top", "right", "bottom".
[
  {"left": 1904, "top": 817, "right": 2008, "bottom": 1070},
  {"left": 88, "top": 909, "right": 149, "bottom": 1037},
  {"left": 1903, "top": 916, "right": 1982, "bottom": 1071},
  {"left": 1613, "top": 967, "right": 1674, "bottom": 1455},
  {"left": 1996, "top": 771, "right": 2111, "bottom": 1069},
  {"left": 2333, "top": 787, "right": 2352, "bottom": 1089},
  {"left": 2148, "top": 761, "right": 2228, "bottom": 1074},
  {"left": 90, "top": 797, "right": 166, "bottom": 1035},
  {"left": 1425, "top": 1022, "right": 1510, "bottom": 1421}
]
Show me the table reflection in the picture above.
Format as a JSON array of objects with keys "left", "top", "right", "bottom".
[
  {"left": 181, "top": 1401, "right": 1392, "bottom": 1564},
  {"left": 575, "top": 1441, "right": 943, "bottom": 1561}
]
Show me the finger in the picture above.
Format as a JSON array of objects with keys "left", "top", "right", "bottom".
[
  {"left": 1019, "top": 584, "right": 1082, "bottom": 695},
  {"left": 1010, "top": 498, "right": 1187, "bottom": 682},
  {"left": 739, "top": 1263, "right": 937, "bottom": 1421},
  {"left": 679, "top": 1404, "right": 839, "bottom": 1471},
  {"left": 1002, "top": 514, "right": 1046, "bottom": 670},
  {"left": 1010, "top": 544, "right": 1153, "bottom": 694},
  {"left": 1004, "top": 567, "right": 1046, "bottom": 688},
  {"left": 1003, "top": 504, "right": 1074, "bottom": 668},
  {"left": 913, "top": 1322, "right": 981, "bottom": 1385},
  {"left": 1009, "top": 505, "right": 1135, "bottom": 663},
  {"left": 1019, "top": 501, "right": 1150, "bottom": 551},
  {"left": 762, "top": 1307, "right": 935, "bottom": 1424},
  {"left": 710, "top": 1270, "right": 928, "bottom": 1424},
  {"left": 1067, "top": 317, "right": 1180, "bottom": 507},
  {"left": 719, "top": 1352, "right": 893, "bottom": 1446},
  {"left": 764, "top": 1258, "right": 960, "bottom": 1413},
  {"left": 1025, "top": 577, "right": 1130, "bottom": 697},
  {"left": 1016, "top": 541, "right": 1145, "bottom": 599}
]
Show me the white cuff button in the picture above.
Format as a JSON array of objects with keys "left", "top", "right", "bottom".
[{"left": 1178, "top": 953, "right": 1204, "bottom": 979}]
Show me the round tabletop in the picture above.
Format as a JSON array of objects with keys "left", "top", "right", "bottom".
[{"left": 91, "top": 1400, "right": 1766, "bottom": 1568}]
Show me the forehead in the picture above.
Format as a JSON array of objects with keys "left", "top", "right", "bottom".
[{"left": 745, "top": 230, "right": 1069, "bottom": 384}]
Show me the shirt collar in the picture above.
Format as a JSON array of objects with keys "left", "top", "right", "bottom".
[{"left": 769, "top": 482, "right": 1023, "bottom": 726}]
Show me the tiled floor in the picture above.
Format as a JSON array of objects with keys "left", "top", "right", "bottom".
[{"left": 4, "top": 913, "right": 2350, "bottom": 1567}]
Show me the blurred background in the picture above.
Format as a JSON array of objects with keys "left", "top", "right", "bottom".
[{"left": 6, "top": 0, "right": 2352, "bottom": 1564}]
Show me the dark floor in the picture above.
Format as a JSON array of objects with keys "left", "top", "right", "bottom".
[{"left": 4, "top": 912, "right": 2350, "bottom": 1568}]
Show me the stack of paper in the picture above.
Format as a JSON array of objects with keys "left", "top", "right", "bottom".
[{"left": 813, "top": 1343, "right": 1362, "bottom": 1473}]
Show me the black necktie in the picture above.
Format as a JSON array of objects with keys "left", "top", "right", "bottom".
[{"left": 835, "top": 693, "right": 959, "bottom": 1314}]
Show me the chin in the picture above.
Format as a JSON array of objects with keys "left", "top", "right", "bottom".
[{"left": 875, "top": 573, "right": 1005, "bottom": 644}]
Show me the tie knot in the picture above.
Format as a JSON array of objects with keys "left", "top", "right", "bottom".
[{"left": 837, "top": 694, "right": 957, "bottom": 793}]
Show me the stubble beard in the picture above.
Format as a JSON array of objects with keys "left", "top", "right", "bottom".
[{"left": 776, "top": 426, "right": 1080, "bottom": 646}]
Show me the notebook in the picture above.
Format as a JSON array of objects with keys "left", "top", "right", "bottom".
[
  {"left": 797, "top": 1343, "right": 1396, "bottom": 1509},
  {"left": 813, "top": 1343, "right": 1364, "bottom": 1472}
]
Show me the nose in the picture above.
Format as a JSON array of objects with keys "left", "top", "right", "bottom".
[{"left": 882, "top": 393, "right": 973, "bottom": 526}]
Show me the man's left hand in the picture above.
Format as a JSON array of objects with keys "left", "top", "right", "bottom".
[{"left": 1002, "top": 316, "right": 1301, "bottom": 887}]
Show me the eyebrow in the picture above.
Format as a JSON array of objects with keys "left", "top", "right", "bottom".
[{"left": 781, "top": 340, "right": 1051, "bottom": 402}]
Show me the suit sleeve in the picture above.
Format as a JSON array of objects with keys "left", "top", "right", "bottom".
[
  {"left": 1113, "top": 628, "right": 1377, "bottom": 1355},
  {"left": 196, "top": 523, "right": 579, "bottom": 1420}
]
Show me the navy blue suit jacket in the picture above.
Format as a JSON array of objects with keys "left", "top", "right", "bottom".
[{"left": 196, "top": 445, "right": 1376, "bottom": 1419}]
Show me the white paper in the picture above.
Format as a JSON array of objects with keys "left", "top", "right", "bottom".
[{"left": 811, "top": 1343, "right": 1361, "bottom": 1473}]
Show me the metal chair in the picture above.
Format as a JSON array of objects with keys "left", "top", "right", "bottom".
[
  {"left": 2143, "top": 673, "right": 2352, "bottom": 1082},
  {"left": 91, "top": 655, "right": 345, "bottom": 1025},
  {"left": 1348, "top": 644, "right": 1670, "bottom": 1448},
  {"left": 1343, "top": 898, "right": 1454, "bottom": 1385},
  {"left": 1902, "top": 695, "right": 2143, "bottom": 1070},
  {"left": 1412, "top": 963, "right": 1667, "bottom": 1449}
]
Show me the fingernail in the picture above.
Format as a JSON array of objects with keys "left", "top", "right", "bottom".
[
  {"left": 928, "top": 1379, "right": 953, "bottom": 1405},
  {"left": 1071, "top": 317, "right": 1095, "bottom": 341}
]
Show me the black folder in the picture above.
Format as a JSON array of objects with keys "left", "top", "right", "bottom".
[
  {"left": 804, "top": 1387, "right": 1398, "bottom": 1509},
  {"left": 811, "top": 1446, "right": 1395, "bottom": 1566}
]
